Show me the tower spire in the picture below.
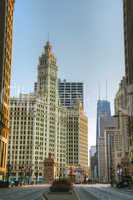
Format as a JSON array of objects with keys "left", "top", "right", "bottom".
[
  {"left": 106, "top": 80, "right": 108, "bottom": 101},
  {"left": 98, "top": 83, "right": 101, "bottom": 100},
  {"left": 48, "top": 32, "right": 50, "bottom": 42}
]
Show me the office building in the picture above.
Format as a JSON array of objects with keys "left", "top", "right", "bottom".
[
  {"left": 96, "top": 100, "right": 111, "bottom": 139},
  {"left": 56, "top": 106, "right": 67, "bottom": 176},
  {"left": 0, "top": 0, "right": 15, "bottom": 179},
  {"left": 104, "top": 127, "right": 122, "bottom": 183},
  {"left": 123, "top": 0, "right": 133, "bottom": 86},
  {"left": 8, "top": 94, "right": 46, "bottom": 182},
  {"left": 115, "top": 77, "right": 129, "bottom": 155},
  {"left": 58, "top": 80, "right": 84, "bottom": 108},
  {"left": 123, "top": 0, "right": 133, "bottom": 168},
  {"left": 96, "top": 100, "right": 111, "bottom": 178},
  {"left": 67, "top": 101, "right": 88, "bottom": 173},
  {"left": 37, "top": 41, "right": 58, "bottom": 158},
  {"left": 8, "top": 41, "right": 88, "bottom": 180},
  {"left": 8, "top": 42, "right": 68, "bottom": 179},
  {"left": 36, "top": 41, "right": 68, "bottom": 176},
  {"left": 58, "top": 80, "right": 88, "bottom": 174},
  {"left": 98, "top": 116, "right": 116, "bottom": 182}
]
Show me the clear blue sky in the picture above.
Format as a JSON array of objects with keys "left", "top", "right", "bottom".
[{"left": 11, "top": 0, "right": 125, "bottom": 148}]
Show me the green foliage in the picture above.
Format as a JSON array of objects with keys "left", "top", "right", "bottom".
[{"left": 50, "top": 178, "right": 73, "bottom": 192}]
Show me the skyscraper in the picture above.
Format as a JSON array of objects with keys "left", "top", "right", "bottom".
[
  {"left": 123, "top": 0, "right": 133, "bottom": 166},
  {"left": 0, "top": 0, "right": 14, "bottom": 179},
  {"left": 8, "top": 41, "right": 68, "bottom": 180},
  {"left": 97, "top": 116, "right": 116, "bottom": 182},
  {"left": 115, "top": 77, "right": 129, "bottom": 155},
  {"left": 37, "top": 42, "right": 67, "bottom": 176},
  {"left": 123, "top": 0, "right": 133, "bottom": 86},
  {"left": 58, "top": 80, "right": 84, "bottom": 108},
  {"left": 59, "top": 80, "right": 88, "bottom": 173},
  {"left": 96, "top": 100, "right": 111, "bottom": 178},
  {"left": 8, "top": 40, "right": 88, "bottom": 180},
  {"left": 96, "top": 100, "right": 111, "bottom": 144},
  {"left": 104, "top": 127, "right": 121, "bottom": 183},
  {"left": 37, "top": 41, "right": 58, "bottom": 157},
  {"left": 67, "top": 102, "right": 88, "bottom": 173},
  {"left": 8, "top": 94, "right": 46, "bottom": 182}
]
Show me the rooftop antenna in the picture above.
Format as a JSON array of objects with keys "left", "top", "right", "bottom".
[
  {"left": 98, "top": 83, "right": 101, "bottom": 100},
  {"left": 106, "top": 80, "right": 108, "bottom": 101},
  {"left": 48, "top": 32, "right": 50, "bottom": 42}
]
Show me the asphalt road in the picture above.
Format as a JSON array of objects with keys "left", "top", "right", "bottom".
[
  {"left": 0, "top": 184, "right": 133, "bottom": 200},
  {"left": 75, "top": 184, "right": 133, "bottom": 200},
  {"left": 0, "top": 185, "right": 49, "bottom": 200}
]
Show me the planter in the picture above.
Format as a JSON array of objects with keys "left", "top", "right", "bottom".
[
  {"left": 50, "top": 178, "right": 73, "bottom": 193},
  {"left": 50, "top": 186, "right": 71, "bottom": 192}
]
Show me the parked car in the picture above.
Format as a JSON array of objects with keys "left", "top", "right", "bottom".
[
  {"left": 116, "top": 180, "right": 129, "bottom": 188},
  {"left": 0, "top": 180, "right": 9, "bottom": 188},
  {"left": 116, "top": 176, "right": 132, "bottom": 188}
]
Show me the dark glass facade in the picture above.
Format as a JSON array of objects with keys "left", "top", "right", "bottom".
[
  {"left": 58, "top": 80, "right": 84, "bottom": 108},
  {"left": 96, "top": 100, "right": 111, "bottom": 177}
]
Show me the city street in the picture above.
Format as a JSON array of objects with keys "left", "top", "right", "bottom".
[
  {"left": 0, "top": 184, "right": 133, "bottom": 200},
  {"left": 0, "top": 185, "right": 49, "bottom": 200},
  {"left": 75, "top": 184, "right": 133, "bottom": 200}
]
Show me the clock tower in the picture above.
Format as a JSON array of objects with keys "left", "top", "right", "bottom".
[{"left": 37, "top": 41, "right": 58, "bottom": 158}]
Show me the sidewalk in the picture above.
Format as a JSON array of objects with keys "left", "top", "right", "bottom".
[{"left": 113, "top": 187, "right": 133, "bottom": 196}]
